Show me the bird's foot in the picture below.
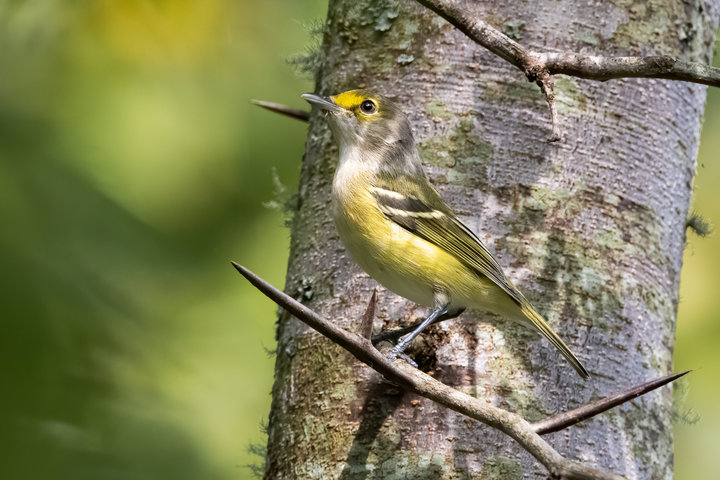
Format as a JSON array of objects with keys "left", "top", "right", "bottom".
[{"left": 386, "top": 348, "right": 418, "bottom": 368}]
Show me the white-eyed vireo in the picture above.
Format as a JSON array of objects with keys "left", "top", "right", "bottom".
[{"left": 302, "top": 89, "right": 588, "bottom": 379}]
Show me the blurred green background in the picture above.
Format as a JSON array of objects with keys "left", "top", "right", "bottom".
[{"left": 0, "top": 1, "right": 716, "bottom": 479}]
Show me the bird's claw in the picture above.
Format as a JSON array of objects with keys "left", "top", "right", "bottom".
[{"left": 387, "top": 348, "right": 418, "bottom": 368}]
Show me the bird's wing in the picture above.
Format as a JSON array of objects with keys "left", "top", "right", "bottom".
[
  {"left": 370, "top": 180, "right": 523, "bottom": 306},
  {"left": 371, "top": 177, "right": 590, "bottom": 379}
]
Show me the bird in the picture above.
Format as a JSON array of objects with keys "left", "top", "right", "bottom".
[{"left": 301, "top": 89, "right": 589, "bottom": 379}]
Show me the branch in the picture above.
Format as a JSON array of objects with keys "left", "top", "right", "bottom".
[
  {"left": 532, "top": 370, "right": 690, "bottom": 435},
  {"left": 232, "top": 262, "right": 688, "bottom": 480},
  {"left": 250, "top": 99, "right": 310, "bottom": 122},
  {"left": 415, "top": 0, "right": 720, "bottom": 87},
  {"left": 539, "top": 54, "right": 720, "bottom": 87},
  {"left": 414, "top": 0, "right": 720, "bottom": 139}
]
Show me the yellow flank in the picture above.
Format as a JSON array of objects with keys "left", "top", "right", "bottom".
[{"left": 332, "top": 163, "right": 519, "bottom": 318}]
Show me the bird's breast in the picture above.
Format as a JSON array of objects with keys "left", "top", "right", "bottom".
[{"left": 331, "top": 160, "right": 485, "bottom": 308}]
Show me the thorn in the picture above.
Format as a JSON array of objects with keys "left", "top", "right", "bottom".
[
  {"left": 250, "top": 99, "right": 310, "bottom": 122},
  {"left": 532, "top": 370, "right": 691, "bottom": 435},
  {"left": 393, "top": 351, "right": 419, "bottom": 368},
  {"left": 360, "top": 289, "right": 377, "bottom": 340},
  {"left": 231, "top": 261, "right": 247, "bottom": 275},
  {"left": 536, "top": 72, "right": 562, "bottom": 142}
]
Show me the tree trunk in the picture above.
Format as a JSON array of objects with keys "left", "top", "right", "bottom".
[{"left": 265, "top": 1, "right": 718, "bottom": 478}]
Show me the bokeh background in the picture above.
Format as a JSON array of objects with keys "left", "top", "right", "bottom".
[{"left": 0, "top": 1, "right": 716, "bottom": 479}]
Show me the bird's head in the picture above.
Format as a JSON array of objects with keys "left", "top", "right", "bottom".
[{"left": 302, "top": 89, "right": 412, "bottom": 152}]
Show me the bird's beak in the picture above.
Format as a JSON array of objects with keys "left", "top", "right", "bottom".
[{"left": 301, "top": 93, "right": 342, "bottom": 113}]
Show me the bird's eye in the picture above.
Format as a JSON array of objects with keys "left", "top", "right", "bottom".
[{"left": 360, "top": 100, "right": 377, "bottom": 114}]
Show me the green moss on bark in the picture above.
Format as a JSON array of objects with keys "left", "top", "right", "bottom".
[
  {"left": 418, "top": 116, "right": 494, "bottom": 187},
  {"left": 481, "top": 456, "right": 523, "bottom": 480}
]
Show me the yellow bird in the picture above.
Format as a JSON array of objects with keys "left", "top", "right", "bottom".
[{"left": 302, "top": 89, "right": 588, "bottom": 379}]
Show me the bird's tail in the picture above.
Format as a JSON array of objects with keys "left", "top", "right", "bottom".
[{"left": 520, "top": 303, "right": 589, "bottom": 379}]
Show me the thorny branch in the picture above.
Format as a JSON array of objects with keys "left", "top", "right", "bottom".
[
  {"left": 532, "top": 370, "right": 690, "bottom": 435},
  {"left": 415, "top": 0, "right": 720, "bottom": 140},
  {"left": 233, "top": 262, "right": 688, "bottom": 480},
  {"left": 250, "top": 99, "right": 310, "bottom": 122}
]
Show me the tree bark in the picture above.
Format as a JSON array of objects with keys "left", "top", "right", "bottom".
[{"left": 265, "top": 1, "right": 719, "bottom": 478}]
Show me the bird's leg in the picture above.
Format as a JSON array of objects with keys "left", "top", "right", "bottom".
[
  {"left": 388, "top": 303, "right": 451, "bottom": 360},
  {"left": 372, "top": 307, "right": 464, "bottom": 345}
]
